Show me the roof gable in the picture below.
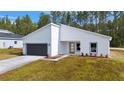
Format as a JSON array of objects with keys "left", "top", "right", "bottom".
[
  {"left": 23, "top": 23, "right": 112, "bottom": 41},
  {"left": 23, "top": 23, "right": 60, "bottom": 39},
  {"left": 60, "top": 24, "right": 112, "bottom": 41}
]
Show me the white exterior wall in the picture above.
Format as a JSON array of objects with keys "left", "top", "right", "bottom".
[
  {"left": 59, "top": 41, "right": 69, "bottom": 54},
  {"left": 60, "top": 24, "right": 110, "bottom": 57},
  {"left": 59, "top": 41, "right": 80, "bottom": 55},
  {"left": 23, "top": 23, "right": 111, "bottom": 57},
  {"left": 23, "top": 43, "right": 27, "bottom": 55},
  {"left": 50, "top": 24, "right": 60, "bottom": 56},
  {"left": 23, "top": 24, "right": 51, "bottom": 55},
  {"left": 23, "top": 23, "right": 60, "bottom": 56},
  {"left": 0, "top": 39, "right": 23, "bottom": 48}
]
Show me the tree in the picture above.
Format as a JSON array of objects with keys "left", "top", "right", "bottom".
[
  {"left": 22, "top": 15, "right": 34, "bottom": 35},
  {"left": 77, "top": 11, "right": 85, "bottom": 25},
  {"left": 37, "top": 13, "right": 50, "bottom": 28},
  {"left": 0, "top": 16, "right": 12, "bottom": 31},
  {"left": 0, "top": 11, "right": 123, "bottom": 47},
  {"left": 15, "top": 15, "right": 36, "bottom": 35},
  {"left": 50, "top": 11, "right": 61, "bottom": 24}
]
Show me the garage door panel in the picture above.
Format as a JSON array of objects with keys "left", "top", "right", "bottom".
[{"left": 27, "top": 44, "right": 47, "bottom": 56}]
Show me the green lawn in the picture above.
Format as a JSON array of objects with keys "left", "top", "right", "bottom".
[
  {"left": 0, "top": 50, "right": 124, "bottom": 80},
  {"left": 0, "top": 48, "right": 22, "bottom": 60}
]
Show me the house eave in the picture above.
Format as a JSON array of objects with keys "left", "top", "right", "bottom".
[{"left": 0, "top": 37, "right": 22, "bottom": 40}]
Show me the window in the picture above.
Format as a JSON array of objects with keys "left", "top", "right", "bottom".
[
  {"left": 76, "top": 43, "right": 80, "bottom": 51},
  {"left": 69, "top": 42, "right": 75, "bottom": 53},
  {"left": 14, "top": 41, "right": 17, "bottom": 44},
  {"left": 90, "top": 43, "right": 97, "bottom": 52}
]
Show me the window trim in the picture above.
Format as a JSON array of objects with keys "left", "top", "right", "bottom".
[
  {"left": 76, "top": 42, "right": 80, "bottom": 51},
  {"left": 90, "top": 42, "right": 97, "bottom": 54}
]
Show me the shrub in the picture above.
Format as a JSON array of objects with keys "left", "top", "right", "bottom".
[
  {"left": 105, "top": 54, "right": 108, "bottom": 58},
  {"left": 94, "top": 54, "right": 96, "bottom": 57},
  {"left": 85, "top": 53, "right": 88, "bottom": 56},
  {"left": 90, "top": 53, "right": 92, "bottom": 56},
  {"left": 100, "top": 54, "right": 103, "bottom": 57},
  {"left": 81, "top": 53, "right": 84, "bottom": 56}
]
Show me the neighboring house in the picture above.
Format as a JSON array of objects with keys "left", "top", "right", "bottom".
[
  {"left": 0, "top": 29, "right": 23, "bottom": 48},
  {"left": 23, "top": 23, "right": 112, "bottom": 57}
]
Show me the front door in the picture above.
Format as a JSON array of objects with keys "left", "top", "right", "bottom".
[{"left": 69, "top": 42, "right": 75, "bottom": 54}]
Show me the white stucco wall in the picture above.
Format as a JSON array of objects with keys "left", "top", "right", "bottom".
[
  {"left": 59, "top": 41, "right": 69, "bottom": 54},
  {"left": 60, "top": 24, "right": 111, "bottom": 57},
  {"left": 59, "top": 41, "right": 80, "bottom": 55},
  {"left": 0, "top": 39, "right": 23, "bottom": 48},
  {"left": 23, "top": 23, "right": 60, "bottom": 56},
  {"left": 23, "top": 23, "right": 111, "bottom": 57},
  {"left": 50, "top": 24, "right": 60, "bottom": 56},
  {"left": 23, "top": 24, "right": 51, "bottom": 55}
]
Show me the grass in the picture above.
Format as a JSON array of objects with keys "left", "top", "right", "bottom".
[
  {"left": 110, "top": 49, "right": 124, "bottom": 62},
  {"left": 0, "top": 49, "right": 124, "bottom": 80},
  {"left": 0, "top": 54, "right": 17, "bottom": 60},
  {"left": 0, "top": 49, "right": 123, "bottom": 80},
  {"left": 0, "top": 48, "right": 22, "bottom": 60}
]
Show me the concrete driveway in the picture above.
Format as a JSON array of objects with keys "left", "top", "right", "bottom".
[{"left": 0, "top": 56, "right": 44, "bottom": 75}]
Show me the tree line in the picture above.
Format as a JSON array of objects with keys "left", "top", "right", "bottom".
[
  {"left": 0, "top": 11, "right": 123, "bottom": 47},
  {"left": 0, "top": 12, "right": 50, "bottom": 35}
]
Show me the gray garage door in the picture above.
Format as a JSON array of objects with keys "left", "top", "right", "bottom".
[{"left": 26, "top": 44, "right": 47, "bottom": 56}]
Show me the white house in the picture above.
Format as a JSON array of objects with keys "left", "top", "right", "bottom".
[
  {"left": 0, "top": 29, "right": 23, "bottom": 48},
  {"left": 23, "top": 23, "right": 112, "bottom": 57}
]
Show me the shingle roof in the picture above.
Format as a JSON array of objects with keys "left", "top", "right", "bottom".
[{"left": 0, "top": 32, "right": 23, "bottom": 39}]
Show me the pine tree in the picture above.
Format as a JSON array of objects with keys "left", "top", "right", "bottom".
[{"left": 37, "top": 13, "right": 50, "bottom": 28}]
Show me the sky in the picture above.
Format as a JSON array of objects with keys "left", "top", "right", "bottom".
[
  {"left": 0, "top": 11, "right": 50, "bottom": 23},
  {"left": 0, "top": 11, "right": 114, "bottom": 23}
]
